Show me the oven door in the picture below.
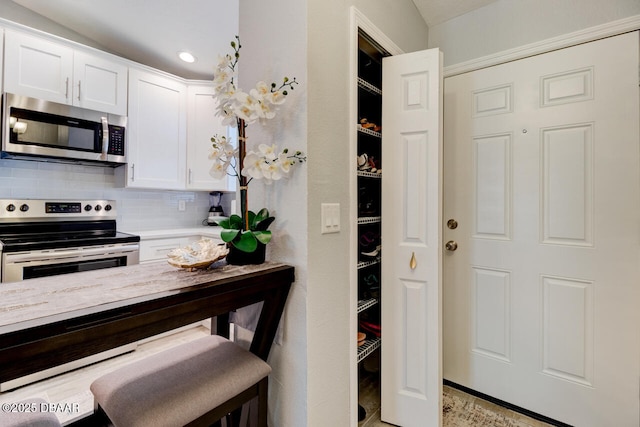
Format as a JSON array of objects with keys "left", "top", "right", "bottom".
[{"left": 1, "top": 243, "right": 139, "bottom": 283}]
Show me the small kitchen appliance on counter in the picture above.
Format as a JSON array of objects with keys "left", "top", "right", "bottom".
[{"left": 207, "top": 191, "right": 227, "bottom": 225}]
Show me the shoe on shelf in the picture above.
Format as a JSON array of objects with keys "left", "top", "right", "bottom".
[
  {"left": 357, "top": 153, "right": 371, "bottom": 171},
  {"left": 361, "top": 245, "right": 381, "bottom": 257},
  {"left": 358, "top": 404, "right": 366, "bottom": 422},
  {"left": 359, "top": 320, "right": 381, "bottom": 337},
  {"left": 359, "top": 118, "right": 380, "bottom": 132},
  {"left": 358, "top": 331, "right": 366, "bottom": 346}
]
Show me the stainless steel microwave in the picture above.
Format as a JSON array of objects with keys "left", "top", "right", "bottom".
[{"left": 1, "top": 93, "right": 127, "bottom": 166}]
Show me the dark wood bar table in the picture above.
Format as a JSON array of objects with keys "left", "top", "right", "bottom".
[{"left": 0, "top": 261, "right": 294, "bottom": 390}]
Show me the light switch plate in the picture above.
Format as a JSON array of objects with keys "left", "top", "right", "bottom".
[{"left": 321, "top": 203, "right": 340, "bottom": 234}]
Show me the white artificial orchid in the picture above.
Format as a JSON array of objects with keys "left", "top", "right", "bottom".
[
  {"left": 240, "top": 151, "right": 263, "bottom": 179},
  {"left": 250, "top": 81, "right": 271, "bottom": 98},
  {"left": 209, "top": 36, "right": 306, "bottom": 227},
  {"left": 258, "top": 143, "right": 277, "bottom": 161},
  {"left": 261, "top": 161, "right": 283, "bottom": 182},
  {"left": 278, "top": 152, "right": 294, "bottom": 173},
  {"left": 210, "top": 37, "right": 307, "bottom": 254},
  {"left": 209, "top": 161, "right": 230, "bottom": 180}
]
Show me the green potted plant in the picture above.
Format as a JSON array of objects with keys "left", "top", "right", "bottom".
[
  {"left": 209, "top": 37, "right": 306, "bottom": 264},
  {"left": 218, "top": 208, "right": 275, "bottom": 265}
]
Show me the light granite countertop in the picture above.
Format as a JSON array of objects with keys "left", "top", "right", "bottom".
[
  {"left": 124, "top": 226, "right": 223, "bottom": 240},
  {"left": 0, "top": 261, "right": 285, "bottom": 329}
]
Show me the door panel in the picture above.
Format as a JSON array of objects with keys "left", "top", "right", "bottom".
[
  {"left": 443, "top": 31, "right": 640, "bottom": 426},
  {"left": 381, "top": 48, "right": 442, "bottom": 427}
]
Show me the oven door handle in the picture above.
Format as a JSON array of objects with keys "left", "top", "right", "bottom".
[{"left": 4, "top": 244, "right": 140, "bottom": 263}]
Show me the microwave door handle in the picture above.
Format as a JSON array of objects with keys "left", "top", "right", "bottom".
[{"left": 101, "top": 117, "right": 109, "bottom": 160}]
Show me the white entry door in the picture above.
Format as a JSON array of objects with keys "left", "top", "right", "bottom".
[
  {"left": 381, "top": 48, "right": 443, "bottom": 427},
  {"left": 443, "top": 32, "right": 640, "bottom": 426}
]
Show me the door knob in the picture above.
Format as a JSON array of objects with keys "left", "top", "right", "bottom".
[{"left": 445, "top": 240, "right": 458, "bottom": 251}]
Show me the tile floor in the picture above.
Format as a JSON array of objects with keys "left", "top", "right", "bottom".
[{"left": 358, "top": 367, "right": 554, "bottom": 427}]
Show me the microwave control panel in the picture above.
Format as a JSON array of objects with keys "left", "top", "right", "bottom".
[{"left": 108, "top": 125, "right": 125, "bottom": 156}]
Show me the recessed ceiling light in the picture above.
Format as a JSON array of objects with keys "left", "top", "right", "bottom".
[{"left": 178, "top": 51, "right": 197, "bottom": 63}]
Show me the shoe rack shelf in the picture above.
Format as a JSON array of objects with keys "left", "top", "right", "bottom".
[
  {"left": 357, "top": 259, "right": 379, "bottom": 270},
  {"left": 356, "top": 35, "right": 383, "bottom": 366},
  {"left": 356, "top": 170, "right": 381, "bottom": 179},
  {"left": 357, "top": 125, "right": 382, "bottom": 139},
  {"left": 357, "top": 338, "right": 381, "bottom": 364},
  {"left": 358, "top": 76, "right": 382, "bottom": 96},
  {"left": 358, "top": 297, "right": 378, "bottom": 313},
  {"left": 358, "top": 216, "right": 381, "bottom": 225}
]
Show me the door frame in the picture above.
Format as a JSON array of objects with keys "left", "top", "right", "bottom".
[{"left": 349, "top": 7, "right": 403, "bottom": 426}]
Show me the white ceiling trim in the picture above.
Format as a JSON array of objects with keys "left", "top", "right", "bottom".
[{"left": 444, "top": 14, "right": 640, "bottom": 77}]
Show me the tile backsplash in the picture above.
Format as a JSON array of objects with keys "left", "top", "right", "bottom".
[{"left": 0, "top": 158, "right": 233, "bottom": 232}]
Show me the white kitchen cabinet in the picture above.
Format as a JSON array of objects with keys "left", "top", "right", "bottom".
[
  {"left": 0, "top": 28, "right": 4, "bottom": 94},
  {"left": 72, "top": 50, "right": 128, "bottom": 115},
  {"left": 3, "top": 30, "right": 127, "bottom": 115},
  {"left": 124, "top": 68, "right": 187, "bottom": 190},
  {"left": 186, "top": 83, "right": 236, "bottom": 191}
]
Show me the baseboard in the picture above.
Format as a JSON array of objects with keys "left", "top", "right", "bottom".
[{"left": 443, "top": 379, "right": 573, "bottom": 427}]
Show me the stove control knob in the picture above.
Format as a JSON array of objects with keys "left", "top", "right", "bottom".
[
  {"left": 20, "top": 204, "right": 29, "bottom": 212},
  {"left": 94, "top": 205, "right": 102, "bottom": 211},
  {"left": 84, "top": 204, "right": 92, "bottom": 212},
  {"left": 104, "top": 204, "right": 112, "bottom": 211},
  {"left": 6, "top": 204, "right": 15, "bottom": 212}
]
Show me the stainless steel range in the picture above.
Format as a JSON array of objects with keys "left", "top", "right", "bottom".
[
  {"left": 0, "top": 199, "right": 139, "bottom": 283},
  {"left": 0, "top": 199, "right": 140, "bottom": 390}
]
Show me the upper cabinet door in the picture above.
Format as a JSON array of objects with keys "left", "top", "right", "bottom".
[
  {"left": 4, "top": 30, "right": 73, "bottom": 104},
  {"left": 4, "top": 30, "right": 128, "bottom": 115},
  {"left": 125, "top": 68, "right": 187, "bottom": 190},
  {"left": 186, "top": 84, "right": 235, "bottom": 191},
  {"left": 0, "top": 29, "right": 4, "bottom": 94},
  {"left": 73, "top": 51, "right": 128, "bottom": 116}
]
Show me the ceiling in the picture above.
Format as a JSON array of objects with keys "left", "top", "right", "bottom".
[
  {"left": 10, "top": 0, "right": 239, "bottom": 80},
  {"left": 413, "top": 0, "right": 499, "bottom": 27},
  {"left": 9, "top": 0, "right": 498, "bottom": 80}
]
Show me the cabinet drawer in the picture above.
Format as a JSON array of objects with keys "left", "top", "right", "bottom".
[{"left": 139, "top": 237, "right": 193, "bottom": 263}]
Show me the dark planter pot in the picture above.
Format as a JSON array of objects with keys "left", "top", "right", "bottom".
[{"left": 226, "top": 242, "right": 266, "bottom": 265}]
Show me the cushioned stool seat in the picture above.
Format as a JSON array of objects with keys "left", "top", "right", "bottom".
[
  {"left": 0, "top": 398, "right": 62, "bottom": 427},
  {"left": 90, "top": 335, "right": 271, "bottom": 427}
]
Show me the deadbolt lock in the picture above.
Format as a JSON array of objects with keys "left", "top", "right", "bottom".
[{"left": 447, "top": 219, "right": 458, "bottom": 230}]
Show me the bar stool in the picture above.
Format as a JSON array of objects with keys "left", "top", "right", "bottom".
[
  {"left": 90, "top": 335, "right": 271, "bottom": 427},
  {"left": 0, "top": 398, "right": 62, "bottom": 427}
]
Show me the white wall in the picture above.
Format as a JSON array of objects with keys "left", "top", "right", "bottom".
[
  {"left": 0, "top": 0, "right": 109, "bottom": 51},
  {"left": 238, "top": 0, "right": 428, "bottom": 426},
  {"left": 237, "top": 2, "right": 308, "bottom": 426},
  {"left": 429, "top": 0, "right": 640, "bottom": 67},
  {"left": 305, "top": 1, "right": 428, "bottom": 426}
]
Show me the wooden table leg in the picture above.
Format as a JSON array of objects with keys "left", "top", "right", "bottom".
[{"left": 216, "top": 313, "right": 230, "bottom": 338}]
